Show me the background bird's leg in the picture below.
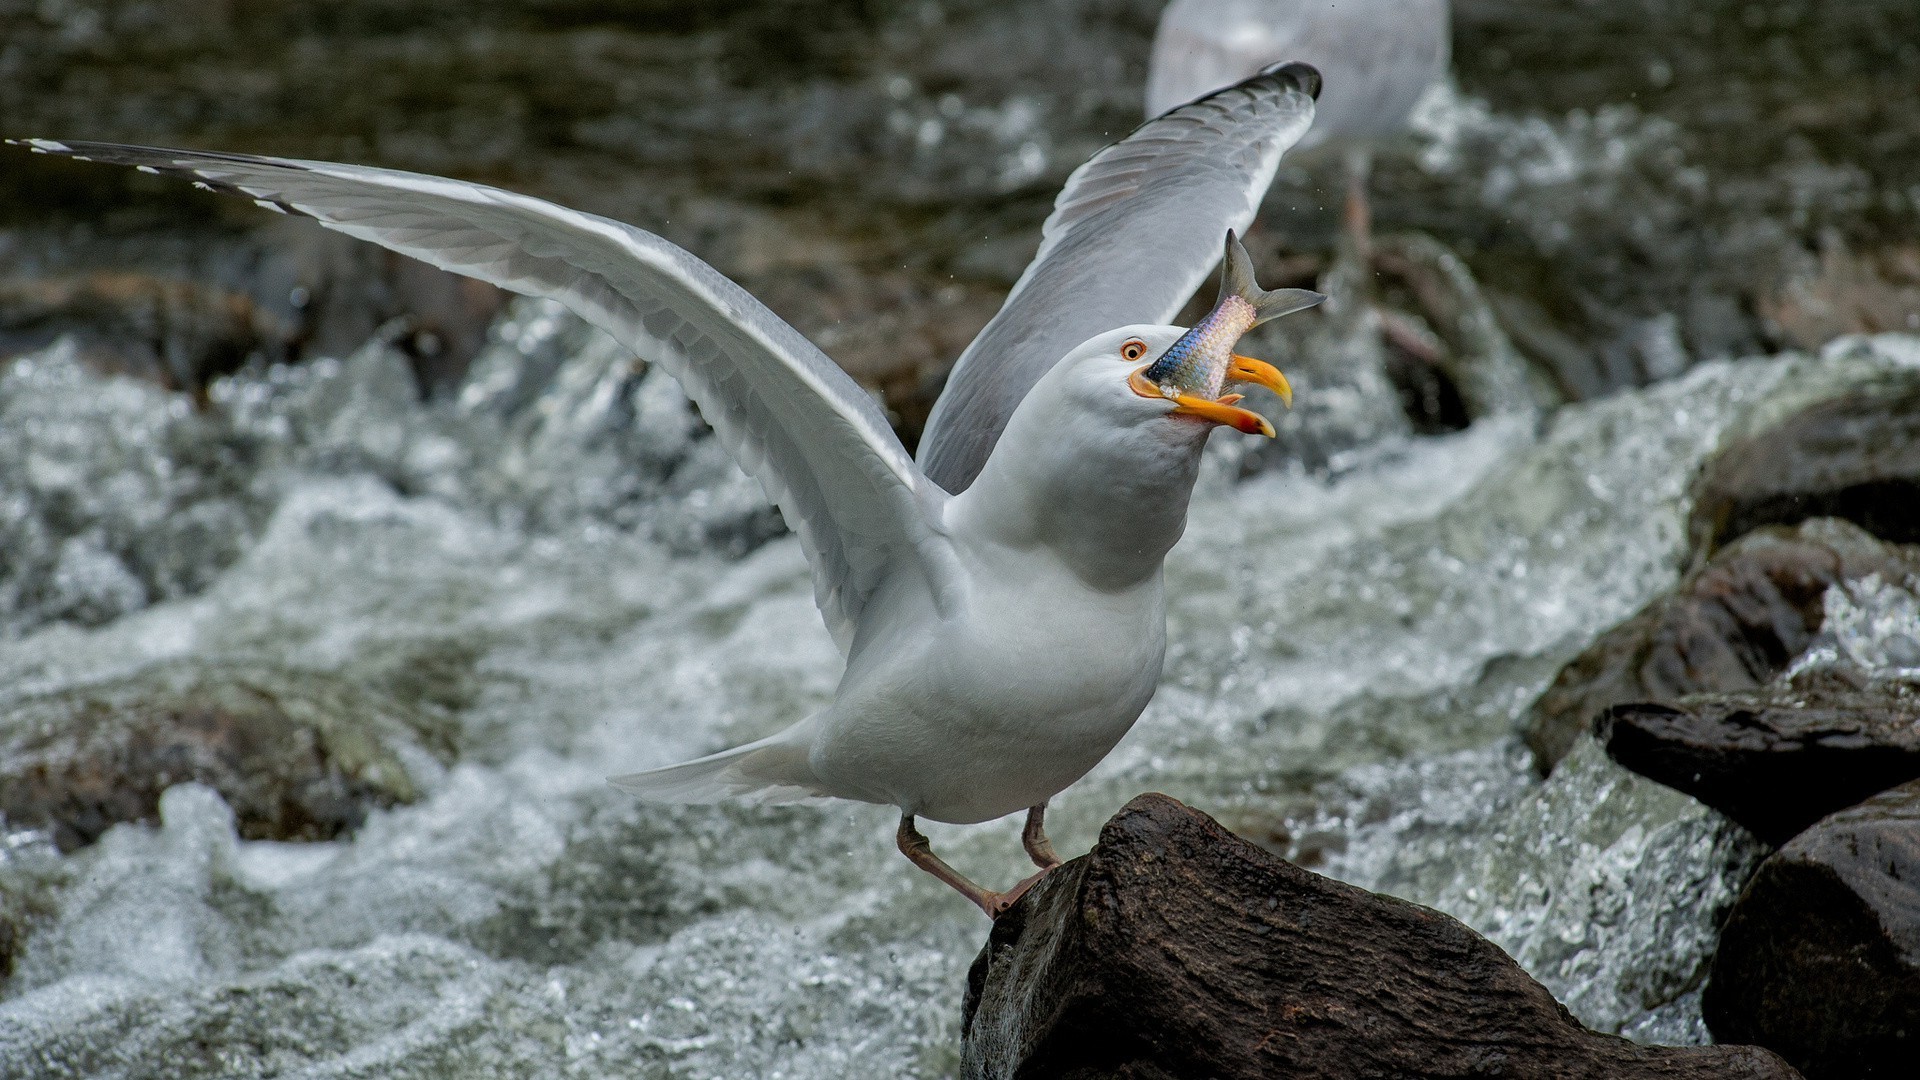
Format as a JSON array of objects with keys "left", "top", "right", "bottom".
[
  {"left": 1022, "top": 803, "right": 1061, "bottom": 869},
  {"left": 896, "top": 813, "right": 1051, "bottom": 918},
  {"left": 1341, "top": 143, "right": 1375, "bottom": 262}
]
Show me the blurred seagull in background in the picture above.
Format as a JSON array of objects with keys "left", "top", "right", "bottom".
[
  {"left": 1147, "top": 0, "right": 1450, "bottom": 256},
  {"left": 12, "top": 63, "right": 1324, "bottom": 917}
]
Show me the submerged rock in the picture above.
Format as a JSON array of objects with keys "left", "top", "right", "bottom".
[
  {"left": 0, "top": 272, "right": 290, "bottom": 395},
  {"left": 961, "top": 794, "right": 1797, "bottom": 1080},
  {"left": 1706, "top": 778, "right": 1920, "bottom": 1078},
  {"left": 1600, "top": 679, "right": 1920, "bottom": 847},
  {"left": 1689, "top": 372, "right": 1920, "bottom": 554},
  {"left": 0, "top": 662, "right": 455, "bottom": 852},
  {"left": 1525, "top": 519, "right": 1920, "bottom": 772},
  {"left": 0, "top": 893, "right": 21, "bottom": 984}
]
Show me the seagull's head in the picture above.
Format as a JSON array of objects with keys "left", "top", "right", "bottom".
[
  {"left": 1048, "top": 230, "right": 1320, "bottom": 446},
  {"left": 960, "top": 323, "right": 1300, "bottom": 589},
  {"left": 955, "top": 233, "right": 1320, "bottom": 588},
  {"left": 1049, "top": 324, "right": 1295, "bottom": 442}
]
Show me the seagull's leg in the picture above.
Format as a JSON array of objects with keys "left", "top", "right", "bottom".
[
  {"left": 897, "top": 812, "right": 997, "bottom": 912},
  {"left": 1344, "top": 144, "right": 1447, "bottom": 369},
  {"left": 1021, "top": 803, "right": 1061, "bottom": 870},
  {"left": 1341, "top": 144, "right": 1375, "bottom": 263},
  {"left": 896, "top": 813, "right": 1051, "bottom": 919}
]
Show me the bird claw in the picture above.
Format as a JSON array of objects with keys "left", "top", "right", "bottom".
[
  {"left": 1022, "top": 803, "right": 1063, "bottom": 870},
  {"left": 981, "top": 866, "right": 1053, "bottom": 919}
]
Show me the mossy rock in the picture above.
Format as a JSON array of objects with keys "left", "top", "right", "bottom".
[{"left": 0, "top": 660, "right": 457, "bottom": 852}]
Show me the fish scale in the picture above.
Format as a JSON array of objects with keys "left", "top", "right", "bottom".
[
  {"left": 1144, "top": 293, "right": 1259, "bottom": 399},
  {"left": 1141, "top": 231, "right": 1322, "bottom": 401}
]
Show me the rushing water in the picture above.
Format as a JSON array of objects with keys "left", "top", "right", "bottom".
[
  {"left": 1, "top": 278, "right": 1916, "bottom": 1073},
  {"left": 2, "top": 1, "right": 1916, "bottom": 1073}
]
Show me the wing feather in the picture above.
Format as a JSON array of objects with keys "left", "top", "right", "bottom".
[
  {"left": 916, "top": 64, "right": 1318, "bottom": 493},
  {"left": 13, "top": 138, "right": 946, "bottom": 652}
]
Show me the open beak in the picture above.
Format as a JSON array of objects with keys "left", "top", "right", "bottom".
[
  {"left": 1228, "top": 354, "right": 1293, "bottom": 409},
  {"left": 1130, "top": 369, "right": 1276, "bottom": 438}
]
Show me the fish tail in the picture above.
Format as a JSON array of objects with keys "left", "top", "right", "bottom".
[{"left": 1218, "top": 230, "right": 1325, "bottom": 327}]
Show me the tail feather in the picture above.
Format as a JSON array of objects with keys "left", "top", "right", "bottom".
[
  {"left": 609, "top": 725, "right": 827, "bottom": 805},
  {"left": 1218, "top": 229, "right": 1324, "bottom": 327}
]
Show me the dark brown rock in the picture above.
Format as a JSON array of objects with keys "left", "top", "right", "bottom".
[
  {"left": 1526, "top": 519, "right": 1920, "bottom": 772},
  {"left": 0, "top": 662, "right": 456, "bottom": 852},
  {"left": 1689, "top": 374, "right": 1920, "bottom": 555},
  {"left": 0, "top": 234, "right": 510, "bottom": 401},
  {"left": 961, "top": 793, "right": 1799, "bottom": 1080},
  {"left": 0, "top": 900, "right": 16, "bottom": 984},
  {"left": 1706, "top": 778, "right": 1920, "bottom": 1078},
  {"left": 0, "top": 272, "right": 290, "bottom": 397},
  {"left": 1600, "top": 681, "right": 1920, "bottom": 846}
]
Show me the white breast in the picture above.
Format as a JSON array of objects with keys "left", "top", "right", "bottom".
[{"left": 806, "top": 543, "right": 1168, "bottom": 824}]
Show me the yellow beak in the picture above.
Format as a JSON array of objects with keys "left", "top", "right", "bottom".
[
  {"left": 1228, "top": 354, "right": 1293, "bottom": 409},
  {"left": 1129, "top": 369, "right": 1276, "bottom": 438}
]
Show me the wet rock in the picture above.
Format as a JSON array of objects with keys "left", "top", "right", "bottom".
[
  {"left": 1372, "top": 231, "right": 1548, "bottom": 421},
  {"left": 1270, "top": 737, "right": 1771, "bottom": 1044},
  {"left": 5, "top": 0, "right": 1915, "bottom": 435},
  {"left": 0, "top": 662, "right": 456, "bottom": 852},
  {"left": 1705, "top": 778, "right": 1920, "bottom": 1078},
  {"left": 1438, "top": 0, "right": 1920, "bottom": 377},
  {"left": 0, "top": 895, "right": 17, "bottom": 983},
  {"left": 1760, "top": 239, "right": 1920, "bottom": 352},
  {"left": 1599, "top": 679, "right": 1920, "bottom": 846},
  {"left": 0, "top": 220, "right": 507, "bottom": 398},
  {"left": 961, "top": 793, "right": 1798, "bottom": 1080},
  {"left": 0, "top": 272, "right": 290, "bottom": 396},
  {"left": 1689, "top": 372, "right": 1920, "bottom": 554},
  {"left": 1526, "top": 519, "right": 1920, "bottom": 771}
]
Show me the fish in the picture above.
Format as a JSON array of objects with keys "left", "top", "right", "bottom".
[{"left": 1141, "top": 230, "right": 1322, "bottom": 406}]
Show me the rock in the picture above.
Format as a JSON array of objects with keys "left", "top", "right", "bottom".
[
  {"left": 1372, "top": 231, "right": 1547, "bottom": 422},
  {"left": 0, "top": 272, "right": 291, "bottom": 396},
  {"left": 1599, "top": 679, "right": 1920, "bottom": 846},
  {"left": 1705, "top": 778, "right": 1920, "bottom": 1078},
  {"left": 961, "top": 793, "right": 1798, "bottom": 1080},
  {"left": 0, "top": 662, "right": 455, "bottom": 852},
  {"left": 6, "top": 0, "right": 1918, "bottom": 440},
  {"left": 1525, "top": 519, "right": 1920, "bottom": 772},
  {"left": 1689, "top": 374, "right": 1920, "bottom": 554},
  {"left": 1759, "top": 239, "right": 1920, "bottom": 353},
  {"left": 0, "top": 897, "right": 17, "bottom": 984}
]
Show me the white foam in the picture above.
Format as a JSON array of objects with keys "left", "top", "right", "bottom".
[{"left": 4, "top": 324, "right": 1918, "bottom": 1069}]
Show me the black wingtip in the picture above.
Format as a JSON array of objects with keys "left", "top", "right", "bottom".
[{"left": 1262, "top": 61, "right": 1323, "bottom": 101}]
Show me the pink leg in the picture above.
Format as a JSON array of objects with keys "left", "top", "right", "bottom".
[
  {"left": 1343, "top": 145, "right": 1375, "bottom": 262},
  {"left": 897, "top": 813, "right": 1054, "bottom": 919},
  {"left": 1022, "top": 803, "right": 1061, "bottom": 870}
]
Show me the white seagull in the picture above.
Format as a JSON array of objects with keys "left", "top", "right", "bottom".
[
  {"left": 1146, "top": 0, "right": 1450, "bottom": 253},
  {"left": 13, "top": 62, "right": 1324, "bottom": 916}
]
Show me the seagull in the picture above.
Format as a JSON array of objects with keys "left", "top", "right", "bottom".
[
  {"left": 1146, "top": 0, "right": 1450, "bottom": 255},
  {"left": 11, "top": 62, "right": 1324, "bottom": 917}
]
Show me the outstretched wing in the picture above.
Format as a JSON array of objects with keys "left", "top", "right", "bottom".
[
  {"left": 916, "top": 63, "right": 1319, "bottom": 494},
  {"left": 14, "top": 138, "right": 948, "bottom": 653}
]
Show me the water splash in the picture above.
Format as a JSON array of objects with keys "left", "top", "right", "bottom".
[{"left": 3, "top": 326, "right": 1918, "bottom": 1073}]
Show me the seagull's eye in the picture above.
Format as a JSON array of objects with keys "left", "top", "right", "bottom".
[{"left": 1120, "top": 339, "right": 1148, "bottom": 362}]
